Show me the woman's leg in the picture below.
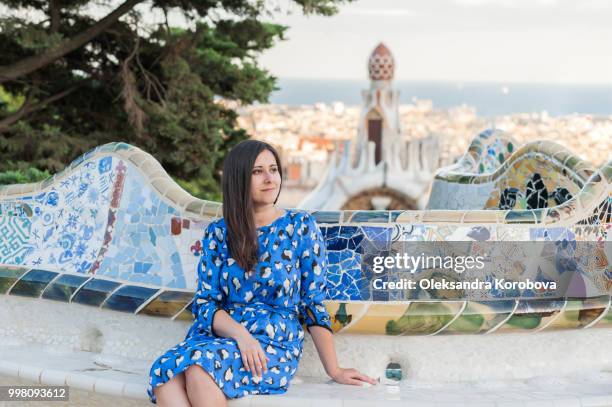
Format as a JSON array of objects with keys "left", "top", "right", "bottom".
[
  {"left": 153, "top": 372, "right": 191, "bottom": 407},
  {"left": 184, "top": 365, "right": 227, "bottom": 407}
]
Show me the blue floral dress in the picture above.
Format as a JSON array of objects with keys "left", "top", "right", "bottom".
[{"left": 147, "top": 209, "right": 332, "bottom": 404}]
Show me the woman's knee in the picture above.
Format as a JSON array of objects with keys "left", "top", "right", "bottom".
[
  {"left": 157, "top": 371, "right": 186, "bottom": 390},
  {"left": 185, "top": 365, "right": 224, "bottom": 393},
  {"left": 185, "top": 365, "right": 214, "bottom": 385},
  {"left": 153, "top": 372, "right": 190, "bottom": 406}
]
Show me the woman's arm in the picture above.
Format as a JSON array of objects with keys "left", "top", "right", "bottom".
[
  {"left": 211, "top": 310, "right": 269, "bottom": 378},
  {"left": 309, "top": 325, "right": 377, "bottom": 385},
  {"left": 298, "top": 213, "right": 377, "bottom": 386},
  {"left": 192, "top": 222, "right": 268, "bottom": 377}
]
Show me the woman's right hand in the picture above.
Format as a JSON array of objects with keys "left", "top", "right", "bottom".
[{"left": 234, "top": 329, "right": 269, "bottom": 378}]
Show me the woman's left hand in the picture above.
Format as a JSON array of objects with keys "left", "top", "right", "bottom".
[{"left": 329, "top": 367, "right": 378, "bottom": 386}]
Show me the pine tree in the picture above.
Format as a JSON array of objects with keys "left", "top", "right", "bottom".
[{"left": 0, "top": 0, "right": 350, "bottom": 200}]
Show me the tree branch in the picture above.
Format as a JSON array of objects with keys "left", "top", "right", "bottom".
[
  {"left": 49, "top": 0, "right": 61, "bottom": 33},
  {"left": 0, "top": 0, "right": 145, "bottom": 84},
  {"left": 0, "top": 83, "right": 82, "bottom": 132},
  {"left": 135, "top": 50, "right": 166, "bottom": 106},
  {"left": 121, "top": 38, "right": 147, "bottom": 134}
]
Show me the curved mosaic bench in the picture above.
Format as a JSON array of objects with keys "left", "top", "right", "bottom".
[
  {"left": 427, "top": 129, "right": 597, "bottom": 210},
  {"left": 0, "top": 142, "right": 610, "bottom": 404},
  {"left": 0, "top": 141, "right": 610, "bottom": 333},
  {"left": 443, "top": 128, "right": 520, "bottom": 175}
]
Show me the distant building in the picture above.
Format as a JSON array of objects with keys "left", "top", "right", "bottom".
[
  {"left": 278, "top": 136, "right": 336, "bottom": 188},
  {"left": 299, "top": 43, "right": 442, "bottom": 210}
]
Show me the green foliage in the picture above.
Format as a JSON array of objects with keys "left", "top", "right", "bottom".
[
  {"left": 0, "top": 166, "right": 51, "bottom": 185},
  {"left": 175, "top": 174, "right": 221, "bottom": 202},
  {"left": 0, "top": 17, "right": 64, "bottom": 51},
  {"left": 0, "top": 85, "right": 24, "bottom": 112},
  {"left": 0, "top": 0, "right": 351, "bottom": 192}
]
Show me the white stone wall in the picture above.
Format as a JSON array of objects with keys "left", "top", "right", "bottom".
[{"left": 4, "top": 295, "right": 612, "bottom": 385}]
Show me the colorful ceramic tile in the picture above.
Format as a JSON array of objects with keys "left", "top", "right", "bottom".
[
  {"left": 495, "top": 298, "right": 564, "bottom": 333},
  {"left": 42, "top": 274, "right": 91, "bottom": 302},
  {"left": 0, "top": 265, "right": 28, "bottom": 293},
  {"left": 540, "top": 296, "right": 610, "bottom": 331},
  {"left": 442, "top": 300, "right": 516, "bottom": 334},
  {"left": 72, "top": 278, "right": 121, "bottom": 306},
  {"left": 139, "top": 290, "right": 194, "bottom": 318},
  {"left": 102, "top": 285, "right": 159, "bottom": 313},
  {"left": 0, "top": 141, "right": 609, "bottom": 336},
  {"left": 9, "top": 269, "right": 59, "bottom": 298}
]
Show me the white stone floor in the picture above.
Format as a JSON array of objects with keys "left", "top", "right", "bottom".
[{"left": 1, "top": 344, "right": 612, "bottom": 406}]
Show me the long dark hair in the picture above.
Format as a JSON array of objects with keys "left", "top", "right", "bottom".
[{"left": 222, "top": 139, "right": 283, "bottom": 273}]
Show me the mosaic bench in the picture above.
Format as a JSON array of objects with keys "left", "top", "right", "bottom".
[
  {"left": 0, "top": 140, "right": 610, "bottom": 404},
  {"left": 427, "top": 128, "right": 597, "bottom": 210}
]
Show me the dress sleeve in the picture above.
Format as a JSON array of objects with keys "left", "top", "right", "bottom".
[
  {"left": 298, "top": 213, "right": 333, "bottom": 334},
  {"left": 190, "top": 221, "right": 224, "bottom": 337}
]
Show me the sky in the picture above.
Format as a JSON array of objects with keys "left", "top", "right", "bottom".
[
  {"left": 257, "top": 0, "right": 612, "bottom": 84},
  {"left": 3, "top": 0, "right": 611, "bottom": 84}
]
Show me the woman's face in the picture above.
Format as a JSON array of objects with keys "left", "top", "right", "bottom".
[{"left": 250, "top": 149, "right": 281, "bottom": 206}]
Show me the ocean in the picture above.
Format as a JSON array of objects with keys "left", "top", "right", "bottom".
[{"left": 268, "top": 78, "right": 612, "bottom": 118}]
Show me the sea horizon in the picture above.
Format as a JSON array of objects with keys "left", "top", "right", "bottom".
[{"left": 267, "top": 78, "right": 612, "bottom": 118}]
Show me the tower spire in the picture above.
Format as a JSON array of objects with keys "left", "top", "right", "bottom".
[{"left": 368, "top": 42, "right": 395, "bottom": 81}]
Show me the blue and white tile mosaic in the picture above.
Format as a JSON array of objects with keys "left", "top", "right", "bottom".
[
  {"left": 0, "top": 202, "right": 32, "bottom": 264},
  {"left": 1, "top": 157, "right": 114, "bottom": 272},
  {"left": 95, "top": 161, "right": 207, "bottom": 289},
  {"left": 0, "top": 154, "right": 208, "bottom": 291},
  {"left": 0, "top": 142, "right": 609, "bottom": 319}
]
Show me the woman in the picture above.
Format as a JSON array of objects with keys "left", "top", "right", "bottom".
[{"left": 147, "top": 139, "right": 376, "bottom": 406}]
